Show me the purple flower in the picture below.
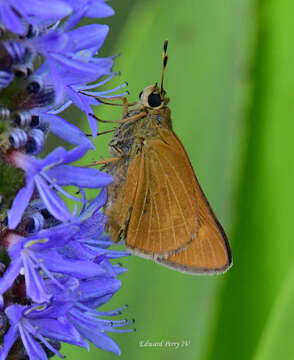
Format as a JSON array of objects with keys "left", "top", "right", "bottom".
[
  {"left": 2, "top": 190, "right": 127, "bottom": 303},
  {"left": 0, "top": 228, "right": 113, "bottom": 303},
  {"left": 0, "top": 225, "right": 76, "bottom": 303},
  {"left": 47, "top": 275, "right": 133, "bottom": 355},
  {"left": 1, "top": 271, "right": 131, "bottom": 359},
  {"left": 30, "top": 25, "right": 114, "bottom": 105},
  {"left": 0, "top": 191, "right": 132, "bottom": 357},
  {"left": 37, "top": 112, "right": 95, "bottom": 148},
  {"left": 66, "top": 0, "right": 114, "bottom": 19},
  {"left": 7, "top": 146, "right": 112, "bottom": 229},
  {"left": 1, "top": 303, "right": 86, "bottom": 360},
  {"left": 1, "top": 2, "right": 121, "bottom": 138},
  {"left": 0, "top": 0, "right": 132, "bottom": 358},
  {"left": 0, "top": 0, "right": 72, "bottom": 35}
]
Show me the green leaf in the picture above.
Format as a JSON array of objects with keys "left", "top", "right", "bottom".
[
  {"left": 253, "top": 260, "right": 294, "bottom": 360},
  {"left": 205, "top": 0, "right": 294, "bottom": 359}
]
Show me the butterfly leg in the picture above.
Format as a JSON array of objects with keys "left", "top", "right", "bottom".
[
  {"left": 94, "top": 96, "right": 137, "bottom": 107},
  {"left": 79, "top": 91, "right": 137, "bottom": 107},
  {"left": 84, "top": 128, "right": 116, "bottom": 137},
  {"left": 90, "top": 110, "right": 146, "bottom": 127},
  {"left": 86, "top": 110, "right": 146, "bottom": 138},
  {"left": 88, "top": 100, "right": 139, "bottom": 125},
  {"left": 90, "top": 97, "right": 132, "bottom": 119},
  {"left": 122, "top": 97, "right": 129, "bottom": 118},
  {"left": 89, "top": 113, "right": 119, "bottom": 124},
  {"left": 86, "top": 157, "right": 122, "bottom": 167},
  {"left": 119, "top": 111, "right": 147, "bottom": 125}
]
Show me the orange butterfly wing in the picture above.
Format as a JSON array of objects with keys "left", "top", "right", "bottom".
[
  {"left": 125, "top": 128, "right": 199, "bottom": 256},
  {"left": 105, "top": 127, "right": 231, "bottom": 273},
  {"left": 105, "top": 135, "right": 195, "bottom": 254},
  {"left": 105, "top": 156, "right": 141, "bottom": 243},
  {"left": 156, "top": 130, "right": 232, "bottom": 273}
]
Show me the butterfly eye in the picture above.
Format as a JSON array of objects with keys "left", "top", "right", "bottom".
[
  {"left": 148, "top": 93, "right": 162, "bottom": 107},
  {"left": 139, "top": 90, "right": 143, "bottom": 99}
]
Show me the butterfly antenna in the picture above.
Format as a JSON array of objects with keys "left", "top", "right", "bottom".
[{"left": 160, "top": 39, "right": 168, "bottom": 94}]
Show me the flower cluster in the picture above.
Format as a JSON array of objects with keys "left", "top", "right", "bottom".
[{"left": 0, "top": 1, "right": 131, "bottom": 359}]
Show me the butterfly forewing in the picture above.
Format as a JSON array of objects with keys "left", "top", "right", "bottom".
[{"left": 122, "top": 128, "right": 198, "bottom": 256}]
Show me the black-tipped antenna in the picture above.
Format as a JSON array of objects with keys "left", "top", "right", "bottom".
[{"left": 160, "top": 39, "right": 168, "bottom": 93}]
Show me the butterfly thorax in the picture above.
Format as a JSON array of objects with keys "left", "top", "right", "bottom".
[{"left": 108, "top": 105, "right": 172, "bottom": 159}]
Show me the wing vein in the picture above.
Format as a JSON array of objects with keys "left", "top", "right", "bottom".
[
  {"left": 152, "top": 151, "right": 177, "bottom": 247},
  {"left": 132, "top": 156, "right": 149, "bottom": 246},
  {"left": 156, "top": 151, "right": 190, "bottom": 236}
]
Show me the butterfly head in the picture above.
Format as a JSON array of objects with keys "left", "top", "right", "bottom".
[{"left": 138, "top": 83, "right": 169, "bottom": 110}]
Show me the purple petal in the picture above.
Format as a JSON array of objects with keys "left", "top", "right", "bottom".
[
  {"left": 88, "top": 248, "right": 130, "bottom": 259},
  {"left": 63, "top": 7, "right": 87, "bottom": 31},
  {"left": 73, "top": 319, "right": 121, "bottom": 355},
  {"left": 47, "top": 58, "right": 66, "bottom": 103},
  {"left": 0, "top": 324, "right": 18, "bottom": 360},
  {"left": 41, "top": 250, "right": 108, "bottom": 278},
  {"left": 33, "top": 318, "right": 87, "bottom": 347},
  {"left": 65, "top": 86, "right": 91, "bottom": 111},
  {"left": 84, "top": 2, "right": 115, "bottom": 18},
  {"left": 5, "top": 304, "right": 23, "bottom": 324},
  {"left": 86, "top": 293, "right": 114, "bottom": 309},
  {"left": 0, "top": 70, "right": 13, "bottom": 87},
  {"left": 78, "top": 278, "right": 121, "bottom": 303},
  {"left": 59, "top": 145, "right": 88, "bottom": 164},
  {"left": 44, "top": 113, "right": 94, "bottom": 149},
  {"left": 112, "top": 266, "right": 128, "bottom": 276},
  {"left": 52, "top": 56, "right": 112, "bottom": 91},
  {"left": 47, "top": 165, "right": 113, "bottom": 187},
  {"left": 86, "top": 188, "right": 107, "bottom": 213},
  {"left": 65, "top": 87, "right": 97, "bottom": 136},
  {"left": 22, "top": 253, "right": 49, "bottom": 303},
  {"left": 0, "top": 257, "right": 22, "bottom": 297},
  {"left": 51, "top": 53, "right": 102, "bottom": 75},
  {"left": 75, "top": 218, "right": 106, "bottom": 242},
  {"left": 64, "top": 241, "right": 94, "bottom": 260},
  {"left": 16, "top": 0, "right": 72, "bottom": 19},
  {"left": 8, "top": 181, "right": 34, "bottom": 229},
  {"left": 68, "top": 24, "right": 109, "bottom": 53},
  {"left": 30, "top": 31, "right": 68, "bottom": 54},
  {"left": 0, "top": 6, "right": 24, "bottom": 34},
  {"left": 67, "top": 87, "right": 98, "bottom": 137},
  {"left": 86, "top": 112, "right": 98, "bottom": 138},
  {"left": 85, "top": 57, "right": 114, "bottom": 71},
  {"left": 18, "top": 325, "right": 48, "bottom": 360},
  {"left": 36, "top": 334, "right": 65, "bottom": 359},
  {"left": 69, "top": 308, "right": 107, "bottom": 332},
  {"left": 28, "top": 303, "right": 72, "bottom": 320},
  {"left": 40, "top": 146, "right": 68, "bottom": 168},
  {"left": 35, "top": 176, "right": 72, "bottom": 222},
  {"left": 29, "top": 223, "right": 80, "bottom": 250}
]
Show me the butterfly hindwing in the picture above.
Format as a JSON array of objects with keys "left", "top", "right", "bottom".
[{"left": 156, "top": 130, "right": 232, "bottom": 273}]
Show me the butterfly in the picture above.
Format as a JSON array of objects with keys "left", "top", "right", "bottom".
[{"left": 88, "top": 40, "right": 232, "bottom": 274}]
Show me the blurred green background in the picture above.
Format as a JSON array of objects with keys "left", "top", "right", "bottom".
[{"left": 58, "top": 0, "right": 294, "bottom": 359}]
